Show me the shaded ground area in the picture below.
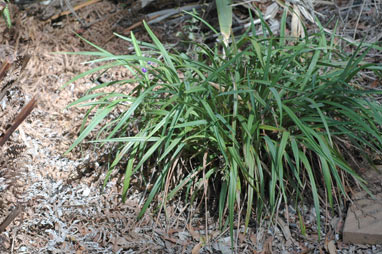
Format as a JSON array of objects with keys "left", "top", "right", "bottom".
[{"left": 0, "top": 0, "right": 382, "bottom": 253}]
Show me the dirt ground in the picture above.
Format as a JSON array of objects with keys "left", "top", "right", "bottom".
[{"left": 0, "top": 0, "right": 382, "bottom": 253}]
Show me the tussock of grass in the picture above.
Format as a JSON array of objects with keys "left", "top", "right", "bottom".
[{"left": 64, "top": 14, "right": 382, "bottom": 246}]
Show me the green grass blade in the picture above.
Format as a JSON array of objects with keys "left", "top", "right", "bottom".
[
  {"left": 300, "top": 152, "right": 321, "bottom": 240},
  {"left": 122, "top": 157, "right": 136, "bottom": 202},
  {"left": 216, "top": 0, "right": 232, "bottom": 46},
  {"left": 143, "top": 21, "right": 177, "bottom": 75},
  {"left": 228, "top": 148, "right": 238, "bottom": 248},
  {"left": 65, "top": 102, "right": 118, "bottom": 153}
]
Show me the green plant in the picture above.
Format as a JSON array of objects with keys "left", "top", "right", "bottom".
[
  {"left": 64, "top": 12, "right": 382, "bottom": 248},
  {"left": 0, "top": 0, "right": 11, "bottom": 28},
  {"left": 216, "top": 0, "right": 232, "bottom": 46}
]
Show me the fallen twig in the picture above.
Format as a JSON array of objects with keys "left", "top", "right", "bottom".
[
  {"left": 0, "top": 205, "right": 24, "bottom": 233},
  {"left": 0, "top": 96, "right": 38, "bottom": 147},
  {"left": 0, "top": 60, "right": 11, "bottom": 81},
  {"left": 102, "top": 3, "right": 201, "bottom": 45},
  {"left": 46, "top": 0, "right": 101, "bottom": 22}
]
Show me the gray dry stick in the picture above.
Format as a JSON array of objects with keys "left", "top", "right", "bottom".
[{"left": 0, "top": 205, "right": 24, "bottom": 233}]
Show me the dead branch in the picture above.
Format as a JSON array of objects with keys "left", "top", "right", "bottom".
[{"left": 0, "top": 96, "right": 37, "bottom": 147}]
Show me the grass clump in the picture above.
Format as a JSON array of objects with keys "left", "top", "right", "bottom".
[{"left": 65, "top": 15, "right": 382, "bottom": 245}]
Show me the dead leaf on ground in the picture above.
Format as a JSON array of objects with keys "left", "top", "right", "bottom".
[
  {"left": 187, "top": 224, "right": 200, "bottom": 241},
  {"left": 239, "top": 232, "right": 246, "bottom": 244},
  {"left": 192, "top": 242, "right": 202, "bottom": 254},
  {"left": 261, "top": 236, "right": 273, "bottom": 254},
  {"left": 277, "top": 217, "right": 293, "bottom": 247},
  {"left": 327, "top": 240, "right": 337, "bottom": 254}
]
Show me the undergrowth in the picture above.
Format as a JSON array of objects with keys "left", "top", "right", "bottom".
[{"left": 63, "top": 11, "right": 382, "bottom": 248}]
